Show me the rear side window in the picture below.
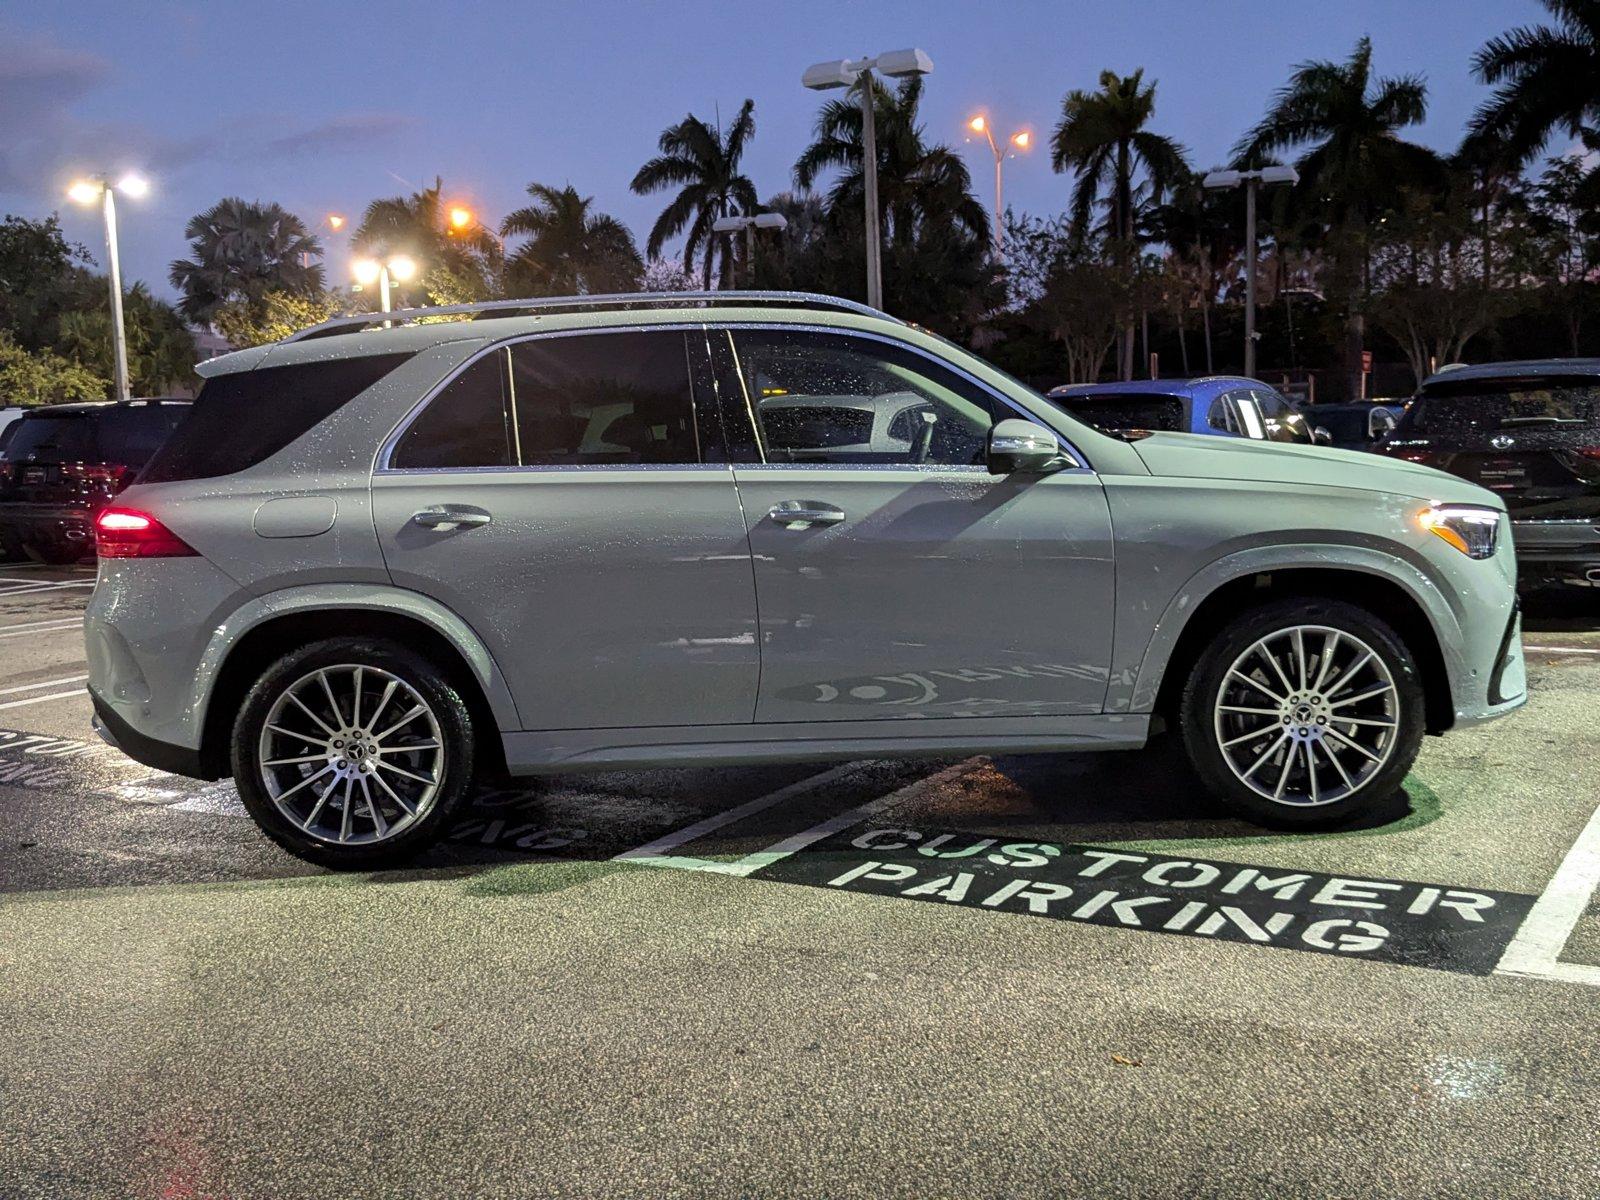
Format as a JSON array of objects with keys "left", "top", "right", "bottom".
[
  {"left": 140, "top": 353, "right": 412, "bottom": 483},
  {"left": 96, "top": 405, "right": 189, "bottom": 467},
  {"left": 391, "top": 351, "right": 514, "bottom": 469},
  {"left": 510, "top": 331, "right": 699, "bottom": 465}
]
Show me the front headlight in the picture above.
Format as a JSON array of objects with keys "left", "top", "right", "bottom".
[{"left": 1418, "top": 503, "right": 1502, "bottom": 560}]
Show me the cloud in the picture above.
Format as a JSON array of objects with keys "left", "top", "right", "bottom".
[
  {"left": 264, "top": 113, "right": 418, "bottom": 159},
  {"left": 0, "top": 27, "right": 108, "bottom": 123}
]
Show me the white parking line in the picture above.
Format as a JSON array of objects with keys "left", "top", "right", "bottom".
[
  {"left": 0, "top": 674, "right": 89, "bottom": 697},
  {"left": 0, "top": 581, "right": 94, "bottom": 598},
  {"left": 1496, "top": 799, "right": 1600, "bottom": 988},
  {"left": 0, "top": 619, "right": 81, "bottom": 639},
  {"left": 1523, "top": 645, "right": 1600, "bottom": 656},
  {"left": 615, "top": 757, "right": 987, "bottom": 878},
  {"left": 0, "top": 688, "right": 87, "bottom": 712}
]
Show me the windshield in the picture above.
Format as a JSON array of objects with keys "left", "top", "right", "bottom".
[
  {"left": 1400, "top": 379, "right": 1600, "bottom": 436},
  {"left": 1048, "top": 394, "right": 1185, "bottom": 433}
]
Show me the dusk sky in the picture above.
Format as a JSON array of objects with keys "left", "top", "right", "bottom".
[{"left": 0, "top": 0, "right": 1560, "bottom": 304}]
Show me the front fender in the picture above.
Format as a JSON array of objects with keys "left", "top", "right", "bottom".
[
  {"left": 193, "top": 583, "right": 522, "bottom": 740},
  {"left": 1120, "top": 542, "right": 1466, "bottom": 715}
]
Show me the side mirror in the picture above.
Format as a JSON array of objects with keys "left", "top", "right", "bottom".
[
  {"left": 1312, "top": 425, "right": 1333, "bottom": 446},
  {"left": 987, "top": 418, "right": 1067, "bottom": 476},
  {"left": 1370, "top": 410, "right": 1398, "bottom": 439}
]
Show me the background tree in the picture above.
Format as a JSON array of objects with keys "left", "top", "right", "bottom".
[
  {"left": 0, "top": 331, "right": 105, "bottom": 405},
  {"left": 168, "top": 199, "right": 323, "bottom": 325},
  {"left": 500, "top": 183, "right": 642, "bottom": 296},
  {"left": 354, "top": 179, "right": 501, "bottom": 306},
  {"left": 1234, "top": 36, "right": 1441, "bottom": 397},
  {"left": 631, "top": 100, "right": 758, "bottom": 289},
  {"left": 0, "top": 216, "right": 91, "bottom": 351},
  {"left": 1050, "top": 69, "right": 1188, "bottom": 379},
  {"left": 56, "top": 281, "right": 196, "bottom": 395},
  {"left": 213, "top": 290, "right": 345, "bottom": 348},
  {"left": 1470, "top": 0, "right": 1600, "bottom": 166}
]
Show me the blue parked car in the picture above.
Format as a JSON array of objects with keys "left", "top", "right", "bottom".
[{"left": 1044, "top": 376, "right": 1319, "bottom": 445}]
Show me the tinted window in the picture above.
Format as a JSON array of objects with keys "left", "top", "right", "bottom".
[
  {"left": 140, "top": 352, "right": 413, "bottom": 483},
  {"left": 509, "top": 331, "right": 699, "bottom": 465},
  {"left": 96, "top": 405, "right": 189, "bottom": 466},
  {"left": 391, "top": 350, "right": 513, "bottom": 469},
  {"left": 1208, "top": 398, "right": 1236, "bottom": 433},
  {"left": 1055, "top": 394, "right": 1185, "bottom": 434},
  {"left": 1402, "top": 380, "right": 1600, "bottom": 436},
  {"left": 726, "top": 329, "right": 1004, "bottom": 465},
  {"left": 4, "top": 413, "right": 97, "bottom": 462}
]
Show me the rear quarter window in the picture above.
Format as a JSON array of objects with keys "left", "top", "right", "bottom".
[{"left": 140, "top": 353, "right": 412, "bottom": 483}]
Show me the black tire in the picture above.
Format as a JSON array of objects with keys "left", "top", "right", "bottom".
[
  {"left": 23, "top": 540, "right": 84, "bottom": 565},
  {"left": 231, "top": 637, "right": 476, "bottom": 868},
  {"left": 1179, "top": 597, "right": 1426, "bottom": 828}
]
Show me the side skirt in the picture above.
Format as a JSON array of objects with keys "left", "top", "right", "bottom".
[{"left": 500, "top": 714, "right": 1149, "bottom": 775}]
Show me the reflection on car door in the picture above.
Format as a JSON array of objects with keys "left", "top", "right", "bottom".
[
  {"left": 710, "top": 325, "right": 1117, "bottom": 723},
  {"left": 371, "top": 329, "right": 759, "bottom": 731}
]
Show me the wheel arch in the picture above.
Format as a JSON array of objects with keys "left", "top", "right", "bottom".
[
  {"left": 1135, "top": 550, "right": 1462, "bottom": 737},
  {"left": 192, "top": 587, "right": 519, "bottom": 779}
]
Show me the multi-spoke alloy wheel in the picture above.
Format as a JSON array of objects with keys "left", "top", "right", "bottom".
[
  {"left": 1180, "top": 599, "right": 1425, "bottom": 827},
  {"left": 232, "top": 638, "right": 476, "bottom": 867},
  {"left": 258, "top": 665, "right": 445, "bottom": 844},
  {"left": 1213, "top": 625, "right": 1398, "bottom": 806}
]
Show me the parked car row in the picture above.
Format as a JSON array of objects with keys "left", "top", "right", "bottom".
[{"left": 0, "top": 399, "right": 190, "bottom": 562}]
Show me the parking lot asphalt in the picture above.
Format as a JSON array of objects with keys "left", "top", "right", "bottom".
[{"left": 1, "top": 561, "right": 1598, "bottom": 1198}]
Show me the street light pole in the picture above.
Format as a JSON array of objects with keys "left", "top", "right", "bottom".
[
  {"left": 100, "top": 186, "right": 130, "bottom": 402},
  {"left": 803, "top": 48, "right": 932, "bottom": 312},
  {"left": 712, "top": 213, "right": 789, "bottom": 289},
  {"left": 67, "top": 174, "right": 148, "bottom": 401},
  {"left": 1202, "top": 163, "right": 1298, "bottom": 379},
  {"left": 967, "top": 117, "right": 1031, "bottom": 256}
]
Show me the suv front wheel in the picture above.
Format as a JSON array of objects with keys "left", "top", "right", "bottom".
[
  {"left": 231, "top": 638, "right": 476, "bottom": 867},
  {"left": 1180, "top": 598, "right": 1426, "bottom": 827}
]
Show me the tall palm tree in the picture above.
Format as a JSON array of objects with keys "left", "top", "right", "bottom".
[
  {"left": 1470, "top": 0, "right": 1600, "bottom": 164},
  {"left": 794, "top": 75, "right": 987, "bottom": 248},
  {"left": 500, "top": 183, "right": 642, "bottom": 296},
  {"left": 1050, "top": 69, "right": 1188, "bottom": 378},
  {"left": 168, "top": 198, "right": 323, "bottom": 324},
  {"left": 631, "top": 100, "right": 758, "bottom": 289},
  {"left": 1233, "top": 36, "right": 1440, "bottom": 396}
]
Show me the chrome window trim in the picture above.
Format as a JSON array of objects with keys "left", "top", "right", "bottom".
[
  {"left": 709, "top": 322, "right": 1091, "bottom": 472},
  {"left": 375, "top": 323, "right": 714, "bottom": 475}
]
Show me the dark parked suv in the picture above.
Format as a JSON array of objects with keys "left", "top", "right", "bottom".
[
  {"left": 0, "top": 399, "right": 190, "bottom": 563},
  {"left": 1378, "top": 360, "right": 1600, "bottom": 586}
]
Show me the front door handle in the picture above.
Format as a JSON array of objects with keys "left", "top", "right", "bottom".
[
  {"left": 412, "top": 505, "right": 492, "bottom": 531},
  {"left": 768, "top": 500, "right": 845, "bottom": 528}
]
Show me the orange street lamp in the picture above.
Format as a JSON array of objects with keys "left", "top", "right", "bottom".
[
  {"left": 448, "top": 205, "right": 473, "bottom": 231},
  {"left": 327, "top": 213, "right": 346, "bottom": 231},
  {"left": 967, "top": 115, "right": 1031, "bottom": 255}
]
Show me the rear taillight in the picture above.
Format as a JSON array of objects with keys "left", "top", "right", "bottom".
[
  {"left": 93, "top": 507, "right": 198, "bottom": 558},
  {"left": 0, "top": 461, "right": 12, "bottom": 485},
  {"left": 1576, "top": 446, "right": 1600, "bottom": 462}
]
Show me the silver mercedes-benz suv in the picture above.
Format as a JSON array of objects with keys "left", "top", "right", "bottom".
[{"left": 85, "top": 292, "right": 1526, "bottom": 867}]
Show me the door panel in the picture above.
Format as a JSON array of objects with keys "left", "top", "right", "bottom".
[
  {"left": 733, "top": 466, "right": 1115, "bottom": 721},
  {"left": 372, "top": 327, "right": 759, "bottom": 732},
  {"left": 372, "top": 469, "right": 758, "bottom": 730}
]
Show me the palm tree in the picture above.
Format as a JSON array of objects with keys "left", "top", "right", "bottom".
[
  {"left": 1233, "top": 36, "right": 1440, "bottom": 396},
  {"left": 168, "top": 199, "right": 323, "bottom": 324},
  {"left": 353, "top": 179, "right": 500, "bottom": 305},
  {"left": 500, "top": 183, "right": 642, "bottom": 296},
  {"left": 1469, "top": 0, "right": 1600, "bottom": 164},
  {"left": 794, "top": 75, "right": 987, "bottom": 248},
  {"left": 1050, "top": 70, "right": 1188, "bottom": 378},
  {"left": 631, "top": 100, "right": 758, "bottom": 289}
]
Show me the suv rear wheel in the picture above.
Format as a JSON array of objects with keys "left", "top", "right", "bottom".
[
  {"left": 1180, "top": 598, "right": 1426, "bottom": 827},
  {"left": 231, "top": 638, "right": 476, "bottom": 867}
]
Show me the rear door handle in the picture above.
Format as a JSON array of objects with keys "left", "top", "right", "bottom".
[
  {"left": 768, "top": 500, "right": 845, "bottom": 528},
  {"left": 412, "top": 505, "right": 492, "bottom": 531}
]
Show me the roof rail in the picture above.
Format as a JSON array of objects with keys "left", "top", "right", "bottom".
[{"left": 281, "top": 290, "right": 898, "bottom": 343}]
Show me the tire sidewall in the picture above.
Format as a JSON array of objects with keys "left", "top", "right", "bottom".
[
  {"left": 1180, "top": 598, "right": 1426, "bottom": 828},
  {"left": 231, "top": 637, "right": 476, "bottom": 868}
]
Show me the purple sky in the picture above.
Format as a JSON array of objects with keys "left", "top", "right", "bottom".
[{"left": 0, "top": 0, "right": 1560, "bottom": 304}]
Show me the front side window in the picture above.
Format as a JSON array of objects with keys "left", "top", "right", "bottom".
[
  {"left": 1208, "top": 397, "right": 1238, "bottom": 433},
  {"left": 721, "top": 328, "right": 1005, "bottom": 466}
]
